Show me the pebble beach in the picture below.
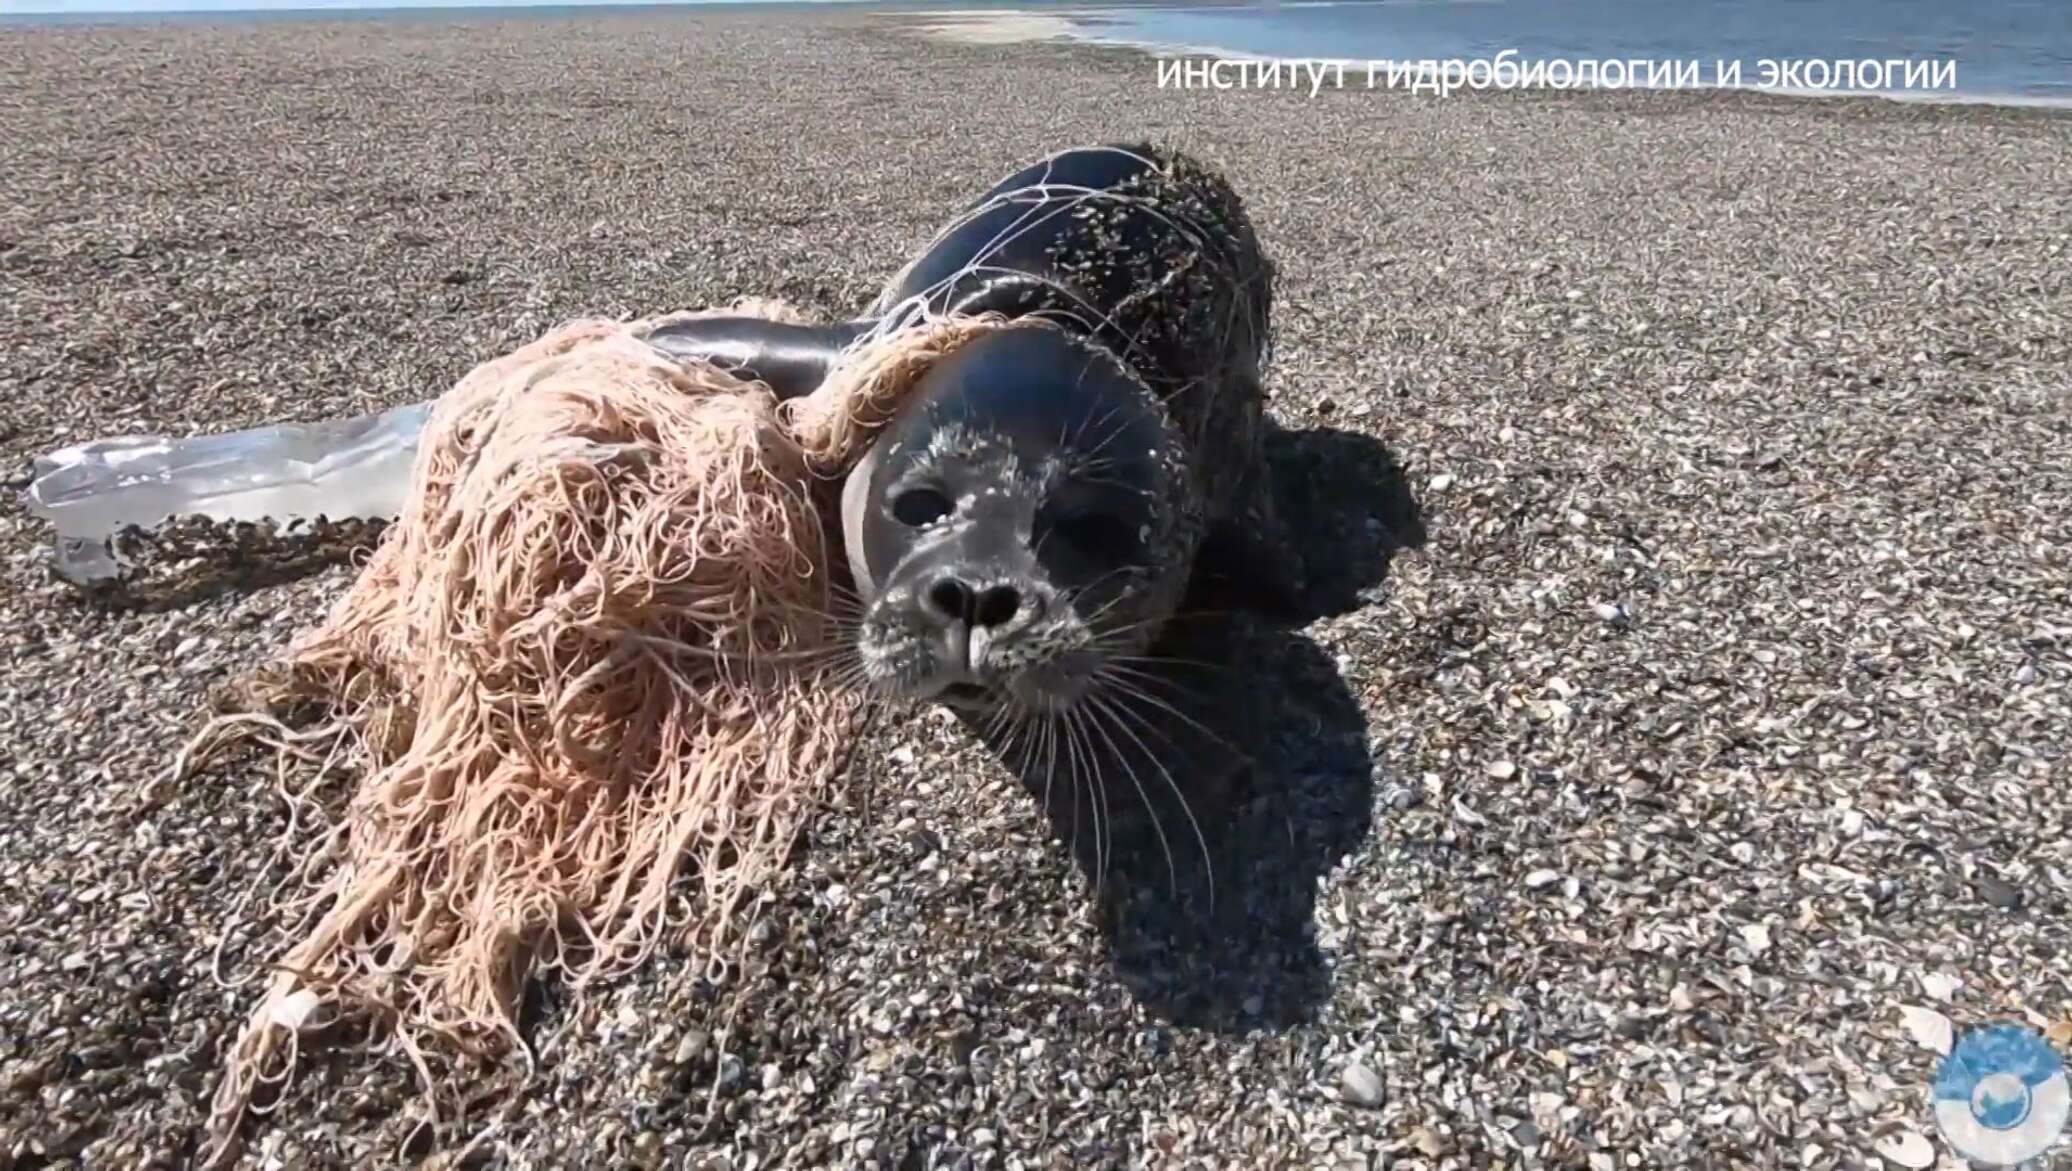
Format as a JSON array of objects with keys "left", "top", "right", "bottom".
[{"left": 3, "top": 10, "right": 2071, "bottom": 1169}]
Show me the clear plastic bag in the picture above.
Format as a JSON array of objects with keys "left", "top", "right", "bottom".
[{"left": 21, "top": 401, "right": 432, "bottom": 583}]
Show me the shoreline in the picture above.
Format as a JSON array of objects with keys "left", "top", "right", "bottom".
[{"left": 6, "top": 1, "right": 2069, "bottom": 112}]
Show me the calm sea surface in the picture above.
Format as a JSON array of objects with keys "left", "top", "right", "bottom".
[{"left": 7, "top": 0, "right": 2070, "bottom": 105}]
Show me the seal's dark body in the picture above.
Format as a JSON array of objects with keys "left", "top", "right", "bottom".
[
  {"left": 868, "top": 145, "right": 1277, "bottom": 547},
  {"left": 643, "top": 143, "right": 1292, "bottom": 608}
]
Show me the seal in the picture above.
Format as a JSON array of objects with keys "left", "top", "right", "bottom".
[
  {"left": 836, "top": 323, "right": 1189, "bottom": 713},
  {"left": 641, "top": 143, "right": 1293, "bottom": 714}
]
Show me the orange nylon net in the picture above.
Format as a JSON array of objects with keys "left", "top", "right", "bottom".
[{"left": 184, "top": 305, "right": 1014, "bottom": 1165}]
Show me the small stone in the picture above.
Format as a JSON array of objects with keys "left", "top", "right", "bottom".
[
  {"left": 1339, "top": 1061, "right": 1384, "bottom": 1107},
  {"left": 673, "top": 1030, "right": 708, "bottom": 1064},
  {"left": 1918, "top": 972, "right": 1961, "bottom": 1003},
  {"left": 2014, "top": 662, "right": 2037, "bottom": 685},
  {"left": 1429, "top": 473, "right": 1455, "bottom": 492},
  {"left": 269, "top": 988, "right": 324, "bottom": 1031},
  {"left": 1525, "top": 868, "right": 1561, "bottom": 890},
  {"left": 1899, "top": 1005, "right": 1954, "bottom": 1055},
  {"left": 1741, "top": 922, "right": 1772, "bottom": 954},
  {"left": 1872, "top": 1128, "right": 1933, "bottom": 1169},
  {"left": 3, "top": 1058, "right": 53, "bottom": 1094},
  {"left": 1977, "top": 872, "right": 2024, "bottom": 909},
  {"left": 1486, "top": 761, "right": 1518, "bottom": 780},
  {"left": 1411, "top": 1125, "right": 1448, "bottom": 1157},
  {"left": 1729, "top": 841, "right": 1756, "bottom": 865}
]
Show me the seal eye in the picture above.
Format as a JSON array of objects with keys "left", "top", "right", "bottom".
[{"left": 890, "top": 486, "right": 953, "bottom": 527}]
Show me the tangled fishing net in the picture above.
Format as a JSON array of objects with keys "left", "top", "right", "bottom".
[{"left": 181, "top": 302, "right": 1015, "bottom": 1166}]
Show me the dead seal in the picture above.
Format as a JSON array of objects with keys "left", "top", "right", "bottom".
[{"left": 643, "top": 143, "right": 1294, "bottom": 716}]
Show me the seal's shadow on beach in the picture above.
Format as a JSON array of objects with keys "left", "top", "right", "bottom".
[{"left": 959, "top": 423, "right": 1424, "bottom": 1031}]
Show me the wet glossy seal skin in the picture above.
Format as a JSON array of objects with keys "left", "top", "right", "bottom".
[
  {"left": 837, "top": 325, "right": 1191, "bottom": 713},
  {"left": 642, "top": 143, "right": 1293, "bottom": 714}
]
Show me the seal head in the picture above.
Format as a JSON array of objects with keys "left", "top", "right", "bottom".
[
  {"left": 842, "top": 325, "right": 1190, "bottom": 714},
  {"left": 630, "top": 144, "right": 1295, "bottom": 712}
]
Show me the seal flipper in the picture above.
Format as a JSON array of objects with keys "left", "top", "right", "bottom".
[{"left": 640, "top": 317, "right": 874, "bottom": 402}]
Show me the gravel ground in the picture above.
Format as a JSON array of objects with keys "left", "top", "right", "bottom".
[{"left": 4, "top": 12, "right": 2071, "bottom": 1170}]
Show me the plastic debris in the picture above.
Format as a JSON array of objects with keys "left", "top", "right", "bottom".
[{"left": 21, "top": 401, "right": 431, "bottom": 583}]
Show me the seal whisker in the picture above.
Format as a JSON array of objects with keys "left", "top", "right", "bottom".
[
  {"left": 1076, "top": 690, "right": 1182, "bottom": 901},
  {"left": 1074, "top": 398, "right": 1146, "bottom": 466},
  {"left": 826, "top": 659, "right": 874, "bottom": 694},
  {"left": 983, "top": 692, "right": 1031, "bottom": 752},
  {"left": 1066, "top": 398, "right": 1131, "bottom": 457},
  {"left": 1081, "top": 612, "right": 1184, "bottom": 646},
  {"left": 1093, "top": 606, "right": 1246, "bottom": 644},
  {"left": 1045, "top": 715, "right": 1081, "bottom": 878},
  {"left": 989, "top": 708, "right": 1043, "bottom": 822},
  {"left": 1091, "top": 656, "right": 1228, "bottom": 688},
  {"left": 1084, "top": 687, "right": 1214, "bottom": 907},
  {"left": 1060, "top": 705, "right": 1109, "bottom": 893},
  {"left": 1066, "top": 567, "right": 1150, "bottom": 621},
  {"left": 1091, "top": 668, "right": 1242, "bottom": 762},
  {"left": 1076, "top": 706, "right": 1121, "bottom": 897}
]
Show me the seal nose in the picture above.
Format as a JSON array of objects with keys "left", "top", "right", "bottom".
[{"left": 924, "top": 576, "right": 1027, "bottom": 630}]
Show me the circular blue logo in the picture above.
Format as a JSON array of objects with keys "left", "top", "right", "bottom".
[{"left": 1932, "top": 1024, "right": 2069, "bottom": 1167}]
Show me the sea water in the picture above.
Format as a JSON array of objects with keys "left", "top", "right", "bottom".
[{"left": 5, "top": 0, "right": 2068, "bottom": 106}]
